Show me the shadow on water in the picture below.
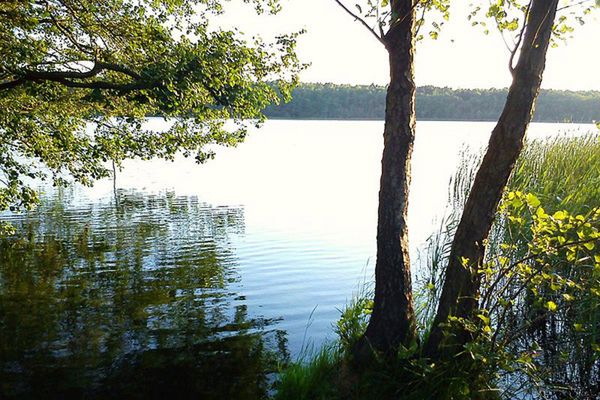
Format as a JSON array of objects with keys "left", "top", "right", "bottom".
[{"left": 0, "top": 189, "right": 289, "bottom": 399}]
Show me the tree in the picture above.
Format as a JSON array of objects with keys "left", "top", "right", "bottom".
[
  {"left": 424, "top": 0, "right": 600, "bottom": 357},
  {"left": 333, "top": 0, "right": 450, "bottom": 356},
  {"left": 336, "top": 0, "right": 598, "bottom": 360},
  {"left": 424, "top": 0, "right": 560, "bottom": 356},
  {"left": 0, "top": 0, "right": 303, "bottom": 229}
]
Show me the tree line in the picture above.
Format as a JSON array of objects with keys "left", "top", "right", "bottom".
[{"left": 265, "top": 83, "right": 600, "bottom": 123}]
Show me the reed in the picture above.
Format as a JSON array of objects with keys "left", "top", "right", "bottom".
[{"left": 509, "top": 133, "right": 600, "bottom": 213}]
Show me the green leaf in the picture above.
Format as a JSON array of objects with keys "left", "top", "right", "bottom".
[
  {"left": 553, "top": 210, "right": 568, "bottom": 220},
  {"left": 477, "top": 314, "right": 490, "bottom": 325},
  {"left": 546, "top": 301, "right": 557, "bottom": 312},
  {"left": 536, "top": 207, "right": 548, "bottom": 219},
  {"left": 526, "top": 193, "right": 541, "bottom": 208},
  {"left": 562, "top": 293, "right": 574, "bottom": 302}
]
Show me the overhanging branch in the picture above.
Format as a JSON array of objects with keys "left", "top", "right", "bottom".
[{"left": 0, "top": 61, "right": 144, "bottom": 91}]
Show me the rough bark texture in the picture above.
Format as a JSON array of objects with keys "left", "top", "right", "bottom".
[
  {"left": 425, "top": 0, "right": 560, "bottom": 357},
  {"left": 355, "top": 0, "right": 418, "bottom": 357}
]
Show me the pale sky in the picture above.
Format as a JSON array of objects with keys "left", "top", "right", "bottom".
[{"left": 217, "top": 0, "right": 600, "bottom": 90}]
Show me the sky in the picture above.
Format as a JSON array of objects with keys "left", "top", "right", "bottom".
[{"left": 216, "top": 0, "right": 600, "bottom": 90}]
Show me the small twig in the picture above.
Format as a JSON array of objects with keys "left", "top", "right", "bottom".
[
  {"left": 509, "top": 1, "right": 531, "bottom": 76},
  {"left": 333, "top": 0, "right": 386, "bottom": 45},
  {"left": 557, "top": 0, "right": 593, "bottom": 12},
  {"left": 484, "top": 235, "right": 599, "bottom": 312}
]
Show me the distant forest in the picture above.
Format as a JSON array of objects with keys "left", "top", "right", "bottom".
[{"left": 265, "top": 83, "right": 600, "bottom": 123}]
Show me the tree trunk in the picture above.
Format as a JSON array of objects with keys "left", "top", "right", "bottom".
[
  {"left": 425, "top": 0, "right": 559, "bottom": 357},
  {"left": 355, "top": 0, "right": 418, "bottom": 357}
]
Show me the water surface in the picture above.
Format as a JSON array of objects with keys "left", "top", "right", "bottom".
[{"left": 0, "top": 120, "right": 594, "bottom": 398}]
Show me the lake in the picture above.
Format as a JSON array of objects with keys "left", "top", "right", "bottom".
[{"left": 0, "top": 120, "right": 594, "bottom": 399}]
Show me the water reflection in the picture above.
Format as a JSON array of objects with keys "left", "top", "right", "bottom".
[{"left": 0, "top": 189, "right": 288, "bottom": 399}]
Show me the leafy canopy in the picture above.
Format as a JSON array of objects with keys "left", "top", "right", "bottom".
[
  {"left": 469, "top": 0, "right": 599, "bottom": 50},
  {"left": 0, "top": 0, "right": 303, "bottom": 219}
]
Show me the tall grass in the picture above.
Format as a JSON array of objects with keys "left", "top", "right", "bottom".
[
  {"left": 274, "top": 345, "right": 342, "bottom": 400},
  {"left": 415, "top": 146, "right": 483, "bottom": 330},
  {"left": 509, "top": 133, "right": 600, "bottom": 212},
  {"left": 417, "top": 133, "right": 600, "bottom": 324}
]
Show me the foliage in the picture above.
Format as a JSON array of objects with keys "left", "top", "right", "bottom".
[
  {"left": 0, "top": 0, "right": 303, "bottom": 215},
  {"left": 468, "top": 0, "right": 598, "bottom": 47},
  {"left": 264, "top": 83, "right": 600, "bottom": 123},
  {"left": 277, "top": 293, "right": 499, "bottom": 399},
  {"left": 488, "top": 134, "right": 600, "bottom": 398},
  {"left": 451, "top": 192, "right": 600, "bottom": 399},
  {"left": 333, "top": 0, "right": 451, "bottom": 46},
  {"left": 417, "top": 133, "right": 600, "bottom": 398},
  {"left": 336, "top": 290, "right": 374, "bottom": 352}
]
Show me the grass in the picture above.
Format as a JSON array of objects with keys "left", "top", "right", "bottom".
[
  {"left": 509, "top": 133, "right": 600, "bottom": 213},
  {"left": 274, "top": 345, "right": 342, "bottom": 400}
]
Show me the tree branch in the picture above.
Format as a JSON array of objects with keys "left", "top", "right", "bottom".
[
  {"left": 0, "top": 61, "right": 143, "bottom": 91},
  {"left": 509, "top": 1, "right": 531, "bottom": 76},
  {"left": 95, "top": 62, "right": 142, "bottom": 80},
  {"left": 59, "top": 79, "right": 152, "bottom": 91},
  {"left": 45, "top": 3, "right": 95, "bottom": 56},
  {"left": 414, "top": 3, "right": 428, "bottom": 39},
  {"left": 485, "top": 235, "right": 600, "bottom": 315},
  {"left": 333, "top": 0, "right": 386, "bottom": 46},
  {"left": 0, "top": 79, "right": 26, "bottom": 90},
  {"left": 557, "top": 0, "right": 594, "bottom": 12}
]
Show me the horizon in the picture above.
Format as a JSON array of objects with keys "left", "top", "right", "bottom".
[{"left": 289, "top": 81, "right": 600, "bottom": 93}]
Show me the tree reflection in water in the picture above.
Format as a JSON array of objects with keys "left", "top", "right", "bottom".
[{"left": 0, "top": 189, "right": 288, "bottom": 399}]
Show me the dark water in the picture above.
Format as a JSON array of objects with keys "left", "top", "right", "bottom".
[
  {"left": 0, "top": 190, "right": 287, "bottom": 399},
  {"left": 1, "top": 120, "right": 594, "bottom": 399}
]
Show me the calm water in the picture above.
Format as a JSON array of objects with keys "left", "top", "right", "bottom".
[{"left": 0, "top": 120, "right": 594, "bottom": 398}]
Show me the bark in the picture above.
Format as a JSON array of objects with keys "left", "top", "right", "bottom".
[
  {"left": 354, "top": 0, "right": 418, "bottom": 357},
  {"left": 425, "top": 0, "right": 560, "bottom": 357}
]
